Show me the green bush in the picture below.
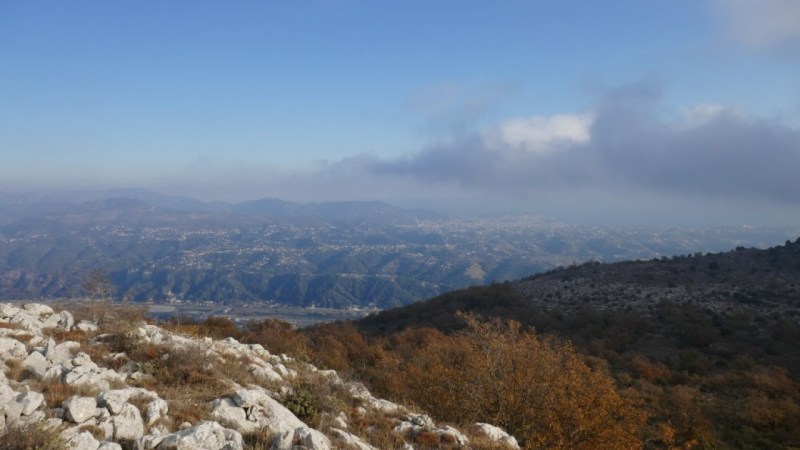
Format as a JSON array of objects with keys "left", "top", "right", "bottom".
[{"left": 283, "top": 388, "right": 319, "bottom": 420}]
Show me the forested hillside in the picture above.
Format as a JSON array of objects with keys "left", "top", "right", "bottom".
[{"left": 293, "top": 238, "right": 800, "bottom": 449}]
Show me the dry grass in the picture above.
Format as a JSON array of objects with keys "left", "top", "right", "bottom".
[
  {"left": 4, "top": 358, "right": 25, "bottom": 381},
  {"left": 166, "top": 395, "right": 212, "bottom": 428},
  {"left": 38, "top": 382, "right": 101, "bottom": 408},
  {"left": 61, "top": 300, "right": 149, "bottom": 338},
  {"left": 347, "top": 411, "right": 405, "bottom": 449},
  {"left": 0, "top": 421, "right": 67, "bottom": 450},
  {"left": 78, "top": 423, "right": 106, "bottom": 440},
  {"left": 242, "top": 427, "right": 277, "bottom": 450}
]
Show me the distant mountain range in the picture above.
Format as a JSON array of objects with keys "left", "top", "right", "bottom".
[{"left": 0, "top": 189, "right": 798, "bottom": 307}]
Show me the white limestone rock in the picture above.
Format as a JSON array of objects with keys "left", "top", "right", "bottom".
[
  {"left": 0, "top": 337, "right": 27, "bottom": 359},
  {"left": 250, "top": 364, "right": 282, "bottom": 383},
  {"left": 64, "top": 396, "right": 99, "bottom": 423},
  {"left": 23, "top": 303, "right": 54, "bottom": 317},
  {"left": 231, "top": 388, "right": 304, "bottom": 435},
  {"left": 144, "top": 398, "right": 169, "bottom": 426},
  {"left": 0, "top": 303, "right": 23, "bottom": 318},
  {"left": 97, "top": 390, "right": 132, "bottom": 415},
  {"left": 43, "top": 313, "right": 63, "bottom": 329},
  {"left": 59, "top": 310, "right": 76, "bottom": 330},
  {"left": 408, "top": 414, "right": 435, "bottom": 428},
  {"left": 72, "top": 352, "right": 94, "bottom": 366},
  {"left": 329, "top": 427, "right": 377, "bottom": 450},
  {"left": 44, "top": 365, "right": 66, "bottom": 382},
  {"left": 271, "top": 427, "right": 331, "bottom": 450},
  {"left": 98, "top": 442, "right": 124, "bottom": 450},
  {"left": 209, "top": 398, "right": 249, "bottom": 432},
  {"left": 13, "top": 410, "right": 46, "bottom": 428},
  {"left": 16, "top": 390, "right": 45, "bottom": 416},
  {"left": 0, "top": 384, "right": 19, "bottom": 407},
  {"left": 64, "top": 430, "right": 101, "bottom": 450},
  {"left": 96, "top": 417, "right": 115, "bottom": 440},
  {"left": 22, "top": 351, "right": 49, "bottom": 379},
  {"left": 134, "top": 434, "right": 167, "bottom": 450},
  {"left": 112, "top": 403, "right": 145, "bottom": 441},
  {"left": 154, "top": 421, "right": 243, "bottom": 450},
  {"left": 76, "top": 321, "right": 100, "bottom": 332},
  {"left": 45, "top": 339, "right": 79, "bottom": 365},
  {"left": 3, "top": 398, "right": 23, "bottom": 422},
  {"left": 471, "top": 422, "right": 520, "bottom": 449},
  {"left": 11, "top": 314, "right": 44, "bottom": 333}
]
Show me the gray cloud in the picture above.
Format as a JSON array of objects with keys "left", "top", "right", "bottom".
[
  {"left": 363, "top": 85, "right": 800, "bottom": 204},
  {"left": 712, "top": 0, "right": 800, "bottom": 51}
]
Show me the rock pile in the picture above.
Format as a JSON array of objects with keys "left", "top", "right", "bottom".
[{"left": 0, "top": 303, "right": 520, "bottom": 449}]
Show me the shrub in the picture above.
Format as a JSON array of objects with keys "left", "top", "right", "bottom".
[
  {"left": 394, "top": 314, "right": 647, "bottom": 449},
  {"left": 0, "top": 421, "right": 66, "bottom": 450},
  {"left": 283, "top": 388, "right": 320, "bottom": 420}
]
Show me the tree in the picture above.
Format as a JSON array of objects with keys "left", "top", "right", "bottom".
[{"left": 399, "top": 314, "right": 646, "bottom": 449}]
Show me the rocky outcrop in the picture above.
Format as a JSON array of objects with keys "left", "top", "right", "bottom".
[
  {"left": 471, "top": 422, "right": 520, "bottom": 449},
  {"left": 0, "top": 302, "right": 520, "bottom": 449}
]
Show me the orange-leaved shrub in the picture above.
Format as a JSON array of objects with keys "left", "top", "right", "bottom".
[{"left": 388, "top": 314, "right": 646, "bottom": 449}]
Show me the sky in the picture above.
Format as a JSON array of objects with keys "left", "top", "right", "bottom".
[{"left": 1, "top": 0, "right": 799, "bottom": 226}]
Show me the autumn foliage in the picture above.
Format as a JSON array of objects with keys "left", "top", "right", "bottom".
[{"left": 381, "top": 315, "right": 645, "bottom": 449}]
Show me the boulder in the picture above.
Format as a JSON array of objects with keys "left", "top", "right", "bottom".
[
  {"left": 112, "top": 403, "right": 145, "bottom": 441},
  {"left": 0, "top": 303, "right": 23, "bottom": 318},
  {"left": 154, "top": 421, "right": 243, "bottom": 450},
  {"left": 63, "top": 430, "right": 101, "bottom": 450},
  {"left": 76, "top": 321, "right": 100, "bottom": 332},
  {"left": 271, "top": 427, "right": 331, "bottom": 450},
  {"left": 23, "top": 303, "right": 54, "bottom": 316},
  {"left": 209, "top": 398, "right": 248, "bottom": 432},
  {"left": 98, "top": 390, "right": 133, "bottom": 415},
  {"left": 64, "top": 396, "right": 99, "bottom": 423},
  {"left": 59, "top": 310, "right": 76, "bottom": 330},
  {"left": 144, "top": 398, "right": 169, "bottom": 426},
  {"left": 231, "top": 388, "right": 304, "bottom": 434},
  {"left": 250, "top": 365, "right": 282, "bottom": 383},
  {"left": 43, "top": 313, "right": 62, "bottom": 329},
  {"left": 10, "top": 314, "right": 43, "bottom": 333},
  {"left": 16, "top": 390, "right": 45, "bottom": 416},
  {"left": 0, "top": 337, "right": 27, "bottom": 359},
  {"left": 22, "top": 351, "right": 49, "bottom": 379},
  {"left": 45, "top": 339, "right": 79, "bottom": 365},
  {"left": 471, "top": 422, "right": 520, "bottom": 449},
  {"left": 43, "top": 365, "right": 65, "bottom": 382},
  {"left": 13, "top": 411, "right": 47, "bottom": 429}
]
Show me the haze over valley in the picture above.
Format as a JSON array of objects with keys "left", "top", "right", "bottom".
[{"left": 0, "top": 189, "right": 797, "bottom": 309}]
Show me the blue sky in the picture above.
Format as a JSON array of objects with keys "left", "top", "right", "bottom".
[{"left": 1, "top": 1, "right": 799, "bottom": 225}]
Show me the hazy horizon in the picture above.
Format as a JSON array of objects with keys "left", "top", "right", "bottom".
[{"left": 2, "top": 1, "right": 799, "bottom": 227}]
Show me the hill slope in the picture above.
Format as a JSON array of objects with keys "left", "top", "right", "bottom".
[
  {"left": 352, "top": 238, "right": 800, "bottom": 449},
  {"left": 0, "top": 302, "right": 519, "bottom": 449}
]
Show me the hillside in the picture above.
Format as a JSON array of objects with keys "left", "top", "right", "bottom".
[
  {"left": 360, "top": 237, "right": 800, "bottom": 336},
  {"left": 0, "top": 302, "right": 520, "bottom": 449},
  {"left": 343, "top": 239, "right": 800, "bottom": 448}
]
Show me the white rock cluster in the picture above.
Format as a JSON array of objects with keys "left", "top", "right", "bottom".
[{"left": 1, "top": 303, "right": 520, "bottom": 449}]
